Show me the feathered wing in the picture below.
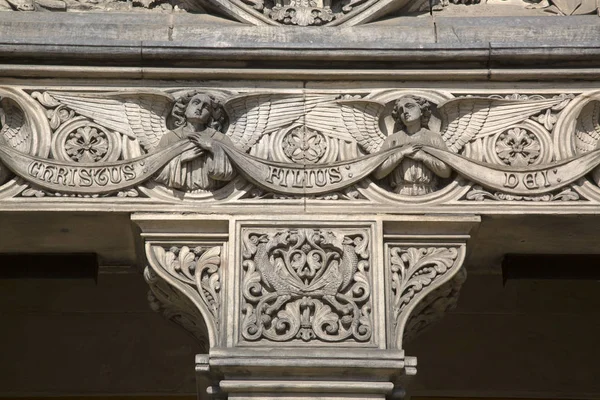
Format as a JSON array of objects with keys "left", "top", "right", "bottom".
[
  {"left": 224, "top": 93, "right": 338, "bottom": 152},
  {"left": 574, "top": 101, "right": 600, "bottom": 154},
  {"left": 0, "top": 98, "right": 31, "bottom": 153},
  {"left": 45, "top": 90, "right": 174, "bottom": 153},
  {"left": 305, "top": 99, "right": 386, "bottom": 154},
  {"left": 439, "top": 96, "right": 565, "bottom": 153}
]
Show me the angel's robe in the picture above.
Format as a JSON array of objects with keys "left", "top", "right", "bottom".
[
  {"left": 379, "top": 129, "right": 450, "bottom": 196},
  {"left": 154, "top": 126, "right": 235, "bottom": 191}
]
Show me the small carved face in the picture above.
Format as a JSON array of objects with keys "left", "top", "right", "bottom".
[
  {"left": 395, "top": 97, "right": 422, "bottom": 126},
  {"left": 185, "top": 94, "right": 212, "bottom": 125}
]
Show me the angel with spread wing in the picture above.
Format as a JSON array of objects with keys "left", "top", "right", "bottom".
[
  {"left": 574, "top": 100, "right": 600, "bottom": 185},
  {"left": 328, "top": 94, "right": 565, "bottom": 196},
  {"left": 0, "top": 97, "right": 31, "bottom": 185},
  {"left": 45, "top": 90, "right": 332, "bottom": 192}
]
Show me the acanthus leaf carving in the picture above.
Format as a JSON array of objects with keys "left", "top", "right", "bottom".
[
  {"left": 147, "top": 244, "right": 223, "bottom": 346},
  {"left": 389, "top": 245, "right": 465, "bottom": 348},
  {"left": 240, "top": 227, "right": 373, "bottom": 344},
  {"left": 144, "top": 267, "right": 211, "bottom": 352},
  {"left": 402, "top": 267, "right": 467, "bottom": 344},
  {"left": 5, "top": 88, "right": 600, "bottom": 206},
  {"left": 464, "top": 185, "right": 581, "bottom": 202}
]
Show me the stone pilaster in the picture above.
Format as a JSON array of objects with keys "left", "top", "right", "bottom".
[{"left": 135, "top": 214, "right": 479, "bottom": 399}]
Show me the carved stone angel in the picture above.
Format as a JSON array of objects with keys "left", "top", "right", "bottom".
[
  {"left": 153, "top": 92, "right": 235, "bottom": 191},
  {"left": 44, "top": 90, "right": 329, "bottom": 192},
  {"left": 372, "top": 96, "right": 451, "bottom": 195},
  {"left": 574, "top": 100, "right": 600, "bottom": 184},
  {"left": 327, "top": 94, "right": 566, "bottom": 195}
]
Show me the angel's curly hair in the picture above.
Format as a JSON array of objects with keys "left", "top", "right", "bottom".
[
  {"left": 391, "top": 95, "right": 432, "bottom": 131},
  {"left": 171, "top": 91, "right": 226, "bottom": 132}
]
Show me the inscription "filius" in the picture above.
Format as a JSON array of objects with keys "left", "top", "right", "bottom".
[{"left": 265, "top": 166, "right": 348, "bottom": 188}]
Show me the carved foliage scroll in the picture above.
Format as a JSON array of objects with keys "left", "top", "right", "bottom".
[
  {"left": 144, "top": 267, "right": 211, "bottom": 352},
  {"left": 147, "top": 244, "right": 223, "bottom": 347},
  {"left": 240, "top": 227, "right": 373, "bottom": 344},
  {"left": 7, "top": 87, "right": 600, "bottom": 204},
  {"left": 388, "top": 244, "right": 465, "bottom": 348}
]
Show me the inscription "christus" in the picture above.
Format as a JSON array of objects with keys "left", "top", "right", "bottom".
[{"left": 27, "top": 162, "right": 137, "bottom": 188}]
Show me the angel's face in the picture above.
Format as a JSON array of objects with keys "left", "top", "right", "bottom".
[
  {"left": 185, "top": 94, "right": 212, "bottom": 125},
  {"left": 396, "top": 98, "right": 422, "bottom": 126}
]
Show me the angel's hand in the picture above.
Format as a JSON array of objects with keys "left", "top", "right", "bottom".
[
  {"left": 401, "top": 144, "right": 422, "bottom": 157},
  {"left": 189, "top": 132, "right": 214, "bottom": 151},
  {"left": 180, "top": 147, "right": 205, "bottom": 163}
]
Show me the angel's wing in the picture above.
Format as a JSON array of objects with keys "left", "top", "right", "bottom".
[
  {"left": 224, "top": 93, "right": 337, "bottom": 152},
  {"left": 439, "top": 96, "right": 564, "bottom": 153},
  {"left": 303, "top": 99, "right": 386, "bottom": 154},
  {"left": 574, "top": 101, "right": 600, "bottom": 154},
  {"left": 0, "top": 98, "right": 31, "bottom": 153},
  {"left": 46, "top": 90, "right": 174, "bottom": 153}
]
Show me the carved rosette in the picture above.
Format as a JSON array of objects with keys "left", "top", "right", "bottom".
[
  {"left": 387, "top": 244, "right": 466, "bottom": 348},
  {"left": 6, "top": 86, "right": 600, "bottom": 206},
  {"left": 51, "top": 117, "right": 122, "bottom": 163},
  {"left": 240, "top": 227, "right": 373, "bottom": 344},
  {"left": 146, "top": 244, "right": 223, "bottom": 348}
]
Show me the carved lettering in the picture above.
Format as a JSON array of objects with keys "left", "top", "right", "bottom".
[
  {"left": 25, "top": 161, "right": 139, "bottom": 189},
  {"left": 503, "top": 173, "right": 519, "bottom": 189},
  {"left": 264, "top": 166, "right": 351, "bottom": 190},
  {"left": 523, "top": 172, "right": 539, "bottom": 190}
]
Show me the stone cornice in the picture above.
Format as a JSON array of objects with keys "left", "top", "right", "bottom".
[{"left": 0, "top": 14, "right": 599, "bottom": 72}]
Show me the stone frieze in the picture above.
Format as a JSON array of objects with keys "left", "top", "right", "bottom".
[{"left": 3, "top": 87, "right": 600, "bottom": 206}]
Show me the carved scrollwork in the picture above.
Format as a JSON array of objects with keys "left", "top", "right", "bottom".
[
  {"left": 144, "top": 267, "right": 210, "bottom": 352},
  {"left": 388, "top": 245, "right": 465, "bottom": 348},
  {"left": 464, "top": 185, "right": 580, "bottom": 202},
  {"left": 5, "top": 87, "right": 600, "bottom": 205},
  {"left": 147, "top": 244, "right": 223, "bottom": 347},
  {"left": 403, "top": 267, "right": 467, "bottom": 344},
  {"left": 240, "top": 227, "right": 373, "bottom": 344}
]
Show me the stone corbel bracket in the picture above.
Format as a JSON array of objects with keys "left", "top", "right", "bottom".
[
  {"left": 134, "top": 214, "right": 479, "bottom": 400},
  {"left": 135, "top": 215, "right": 230, "bottom": 351},
  {"left": 383, "top": 216, "right": 478, "bottom": 351}
]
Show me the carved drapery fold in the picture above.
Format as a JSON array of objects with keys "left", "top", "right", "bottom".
[{"left": 4, "top": 87, "right": 600, "bottom": 206}]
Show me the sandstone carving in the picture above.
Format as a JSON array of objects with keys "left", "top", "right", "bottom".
[
  {"left": 4, "top": 87, "right": 600, "bottom": 205},
  {"left": 240, "top": 228, "right": 372, "bottom": 343},
  {"left": 335, "top": 94, "right": 563, "bottom": 195},
  {"left": 402, "top": 267, "right": 466, "bottom": 344},
  {"left": 145, "top": 267, "right": 211, "bottom": 352},
  {"left": 146, "top": 245, "right": 223, "bottom": 345},
  {"left": 526, "top": 0, "right": 599, "bottom": 15},
  {"left": 0, "top": 0, "right": 185, "bottom": 11},
  {"left": 388, "top": 245, "right": 465, "bottom": 348}
]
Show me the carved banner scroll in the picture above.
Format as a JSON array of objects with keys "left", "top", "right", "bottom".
[
  {"left": 425, "top": 147, "right": 600, "bottom": 196},
  {"left": 5, "top": 137, "right": 600, "bottom": 197},
  {"left": 0, "top": 140, "right": 193, "bottom": 194}
]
